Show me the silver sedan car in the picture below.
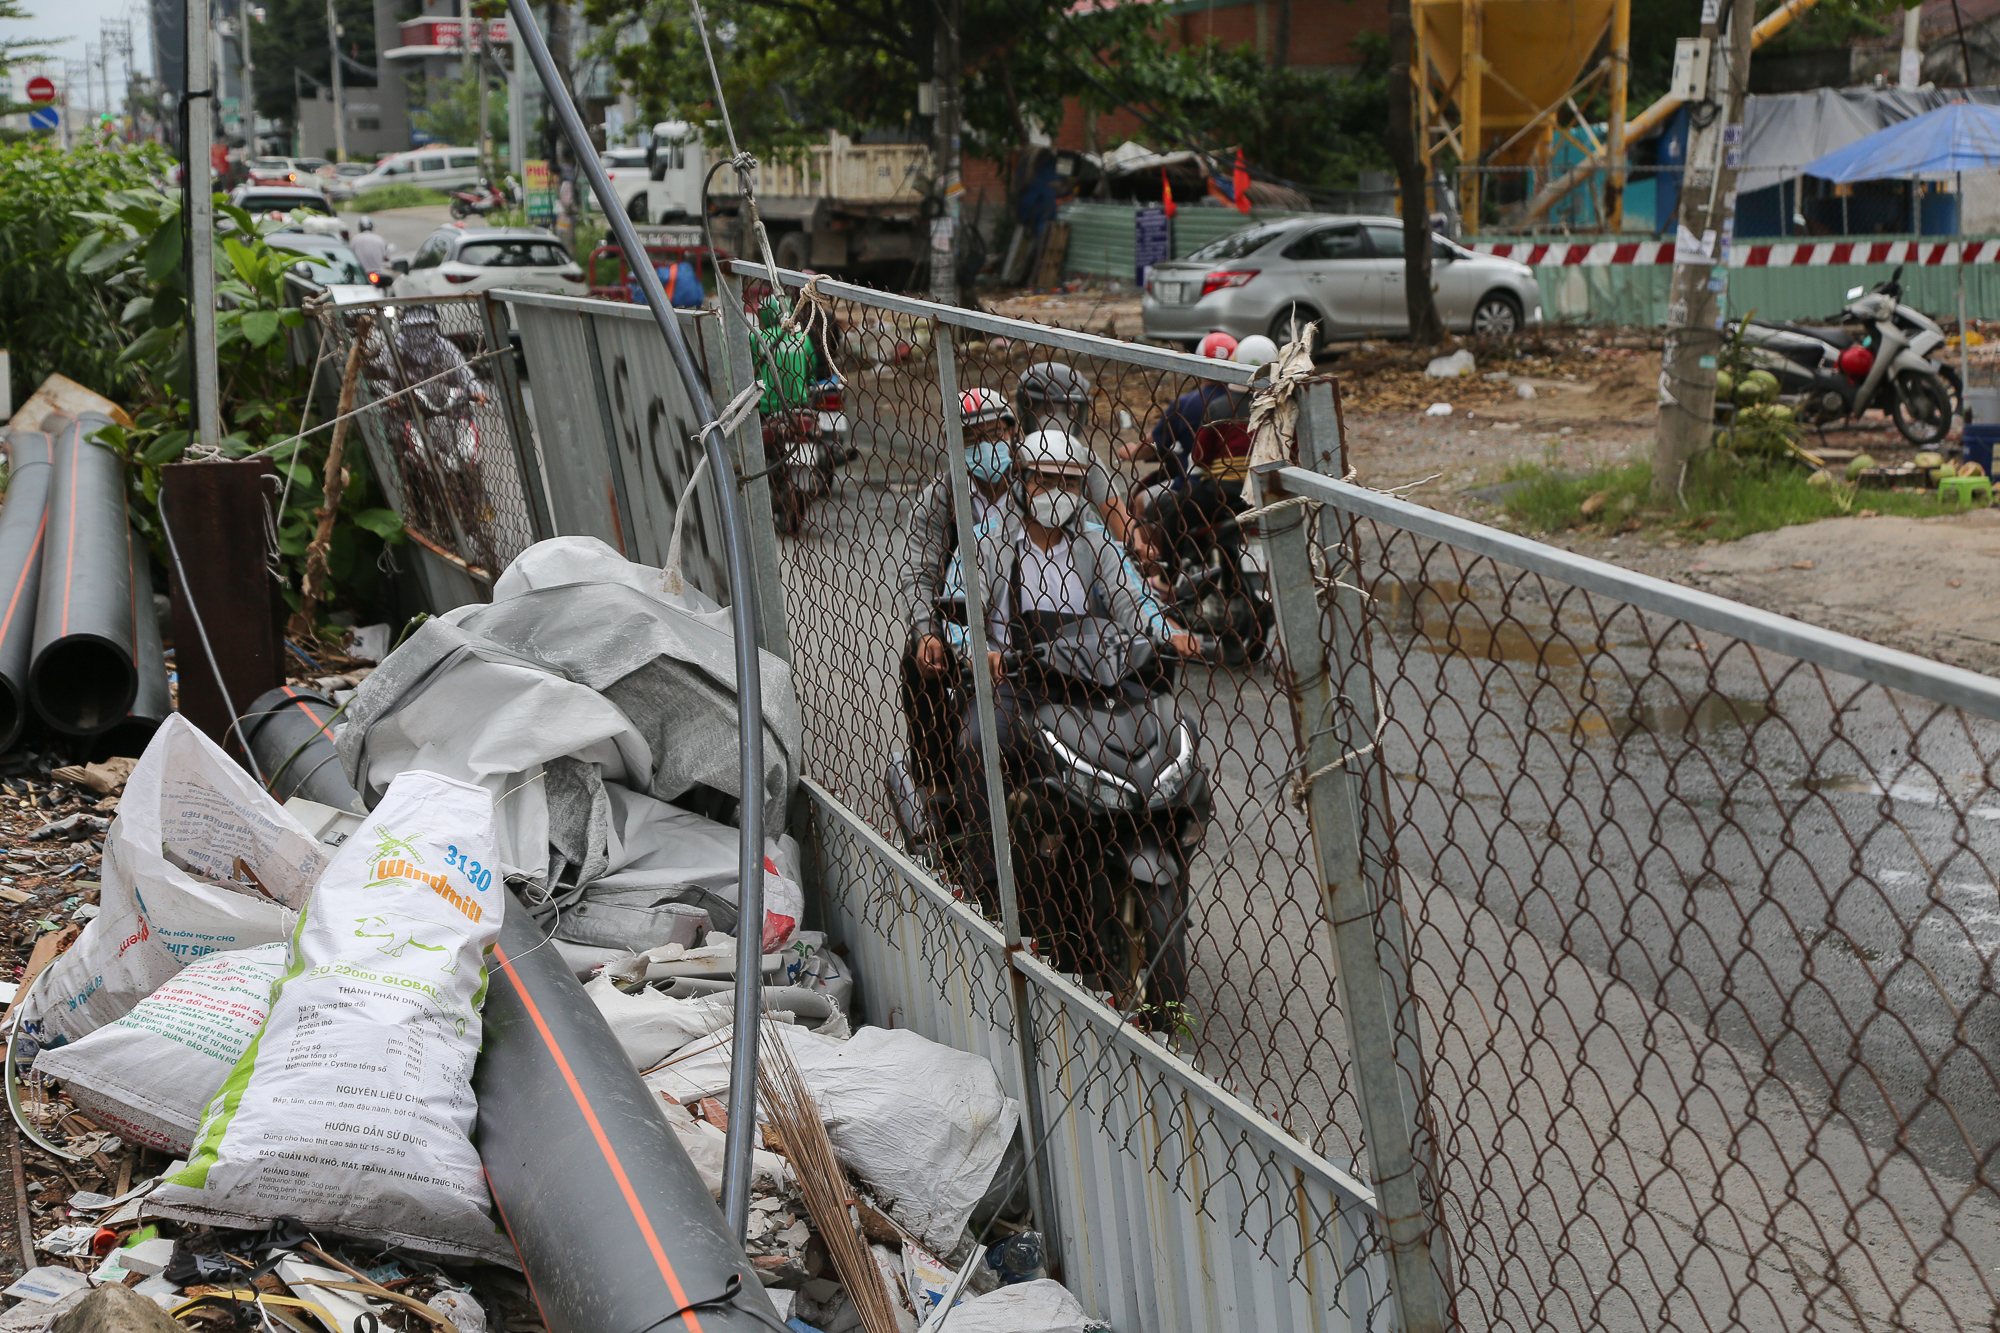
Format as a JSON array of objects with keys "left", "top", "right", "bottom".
[{"left": 1141, "top": 215, "right": 1542, "bottom": 348}]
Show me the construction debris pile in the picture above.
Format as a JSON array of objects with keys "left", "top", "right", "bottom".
[{"left": 0, "top": 534, "right": 1105, "bottom": 1333}]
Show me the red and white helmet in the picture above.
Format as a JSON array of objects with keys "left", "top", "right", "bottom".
[
  {"left": 960, "top": 387, "right": 1015, "bottom": 426},
  {"left": 1196, "top": 331, "right": 1240, "bottom": 360}
]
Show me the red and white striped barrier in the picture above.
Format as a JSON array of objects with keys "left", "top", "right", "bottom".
[{"left": 1469, "top": 239, "right": 2000, "bottom": 267}]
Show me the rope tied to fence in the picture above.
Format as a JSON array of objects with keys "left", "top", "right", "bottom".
[
  {"left": 1246, "top": 321, "right": 1321, "bottom": 470},
  {"left": 784, "top": 274, "right": 847, "bottom": 388}
]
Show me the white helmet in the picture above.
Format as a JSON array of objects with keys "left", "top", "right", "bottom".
[
  {"left": 1234, "top": 333, "right": 1279, "bottom": 365},
  {"left": 1014, "top": 428, "right": 1092, "bottom": 477}
]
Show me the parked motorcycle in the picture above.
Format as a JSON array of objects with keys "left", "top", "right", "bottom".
[
  {"left": 1736, "top": 266, "right": 1954, "bottom": 445},
  {"left": 448, "top": 178, "right": 509, "bottom": 221},
  {"left": 886, "top": 614, "right": 1212, "bottom": 1013}
]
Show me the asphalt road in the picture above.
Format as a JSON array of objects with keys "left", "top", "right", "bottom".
[
  {"left": 775, "top": 380, "right": 2000, "bottom": 1327},
  {"left": 348, "top": 204, "right": 453, "bottom": 266}
]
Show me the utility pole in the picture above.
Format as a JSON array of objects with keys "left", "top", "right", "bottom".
[
  {"left": 467, "top": 0, "right": 489, "bottom": 172},
  {"left": 236, "top": 2, "right": 253, "bottom": 150},
  {"left": 103, "top": 20, "right": 134, "bottom": 141},
  {"left": 928, "top": 0, "right": 961, "bottom": 305},
  {"left": 325, "top": 0, "right": 346, "bottom": 161},
  {"left": 508, "top": 16, "right": 525, "bottom": 180},
  {"left": 1651, "top": 0, "right": 1755, "bottom": 498},
  {"left": 187, "top": 0, "right": 222, "bottom": 452},
  {"left": 546, "top": 1, "right": 578, "bottom": 242}
]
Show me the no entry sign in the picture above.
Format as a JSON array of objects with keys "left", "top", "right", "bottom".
[{"left": 24, "top": 77, "right": 56, "bottom": 104}]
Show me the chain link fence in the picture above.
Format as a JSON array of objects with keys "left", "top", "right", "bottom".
[
  {"left": 324, "top": 262, "right": 2000, "bottom": 1329},
  {"left": 739, "top": 259, "right": 2000, "bottom": 1330},
  {"left": 314, "top": 294, "right": 542, "bottom": 591},
  {"left": 1267, "top": 443, "right": 2000, "bottom": 1331}
]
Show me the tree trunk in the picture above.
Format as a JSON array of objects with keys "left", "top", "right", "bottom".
[{"left": 1387, "top": 0, "right": 1445, "bottom": 346}]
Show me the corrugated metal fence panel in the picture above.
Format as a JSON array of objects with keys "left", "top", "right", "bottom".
[
  {"left": 502, "top": 293, "right": 740, "bottom": 609},
  {"left": 804, "top": 778, "right": 1390, "bottom": 1333},
  {"left": 508, "top": 301, "right": 630, "bottom": 556},
  {"left": 1501, "top": 240, "right": 2000, "bottom": 326},
  {"left": 1057, "top": 203, "right": 1321, "bottom": 282}
]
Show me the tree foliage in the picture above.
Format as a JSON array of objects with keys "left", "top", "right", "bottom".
[
  {"left": 0, "top": 138, "right": 172, "bottom": 399},
  {"left": 246, "top": 0, "right": 378, "bottom": 123},
  {"left": 580, "top": 0, "right": 1390, "bottom": 188}
]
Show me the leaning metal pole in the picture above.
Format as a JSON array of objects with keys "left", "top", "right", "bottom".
[{"left": 507, "top": 0, "right": 770, "bottom": 1244}]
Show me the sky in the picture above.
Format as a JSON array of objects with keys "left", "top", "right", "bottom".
[{"left": 4, "top": 0, "right": 155, "bottom": 92}]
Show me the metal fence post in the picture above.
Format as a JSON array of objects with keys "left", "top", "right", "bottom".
[
  {"left": 931, "top": 320, "right": 1064, "bottom": 1269},
  {"left": 706, "top": 284, "right": 791, "bottom": 660},
  {"left": 1256, "top": 381, "right": 1452, "bottom": 1333}
]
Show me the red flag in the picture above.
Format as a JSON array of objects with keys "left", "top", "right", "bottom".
[
  {"left": 1232, "top": 149, "right": 1252, "bottom": 214},
  {"left": 1161, "top": 168, "right": 1176, "bottom": 218}
]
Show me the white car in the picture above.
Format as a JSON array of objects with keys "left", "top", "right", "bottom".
[{"left": 390, "top": 227, "right": 586, "bottom": 298}]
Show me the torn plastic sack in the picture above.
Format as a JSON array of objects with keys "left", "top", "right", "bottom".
[
  {"left": 644, "top": 1024, "right": 1019, "bottom": 1254},
  {"left": 654, "top": 1096, "right": 788, "bottom": 1200},
  {"left": 335, "top": 536, "right": 800, "bottom": 921},
  {"left": 33, "top": 941, "right": 289, "bottom": 1153},
  {"left": 553, "top": 784, "right": 803, "bottom": 952},
  {"left": 150, "top": 770, "right": 511, "bottom": 1263},
  {"left": 933, "top": 1279, "right": 1104, "bottom": 1333},
  {"left": 19, "top": 716, "right": 327, "bottom": 1051},
  {"left": 584, "top": 975, "right": 736, "bottom": 1069}
]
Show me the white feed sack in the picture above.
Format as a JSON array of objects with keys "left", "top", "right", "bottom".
[
  {"left": 33, "top": 942, "right": 290, "bottom": 1153},
  {"left": 150, "top": 770, "right": 512, "bottom": 1263},
  {"left": 20, "top": 716, "right": 328, "bottom": 1052}
]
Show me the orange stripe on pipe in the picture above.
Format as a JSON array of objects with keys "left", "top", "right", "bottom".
[
  {"left": 58, "top": 421, "right": 80, "bottom": 637},
  {"left": 480, "top": 1166, "right": 551, "bottom": 1328},
  {"left": 279, "top": 686, "right": 338, "bottom": 743},
  {"left": 0, "top": 511, "right": 46, "bottom": 644},
  {"left": 491, "top": 942, "right": 707, "bottom": 1333}
]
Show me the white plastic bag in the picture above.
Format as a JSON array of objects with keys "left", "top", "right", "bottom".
[
  {"left": 584, "top": 976, "right": 734, "bottom": 1069},
  {"left": 643, "top": 1025, "right": 1019, "bottom": 1253},
  {"left": 937, "top": 1280, "right": 1100, "bottom": 1333},
  {"left": 33, "top": 942, "right": 289, "bottom": 1153},
  {"left": 150, "top": 770, "right": 510, "bottom": 1263},
  {"left": 20, "top": 716, "right": 327, "bottom": 1052}
]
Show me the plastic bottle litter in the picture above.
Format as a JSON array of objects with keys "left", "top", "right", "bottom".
[{"left": 1425, "top": 348, "right": 1477, "bottom": 378}]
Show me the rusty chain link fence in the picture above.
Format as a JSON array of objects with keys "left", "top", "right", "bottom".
[
  {"left": 326, "top": 263, "right": 2000, "bottom": 1329},
  {"left": 314, "top": 294, "right": 543, "bottom": 600},
  {"left": 735, "top": 261, "right": 2000, "bottom": 1331}
]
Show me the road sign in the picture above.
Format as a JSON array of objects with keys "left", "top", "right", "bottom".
[
  {"left": 24, "top": 76, "right": 55, "bottom": 104},
  {"left": 27, "top": 107, "right": 57, "bottom": 131}
]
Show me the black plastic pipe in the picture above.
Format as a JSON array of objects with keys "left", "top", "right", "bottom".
[
  {"left": 0, "top": 428, "right": 54, "bottom": 754},
  {"left": 240, "top": 685, "right": 365, "bottom": 813},
  {"left": 507, "top": 0, "right": 769, "bottom": 1240},
  {"left": 94, "top": 523, "right": 171, "bottom": 761},
  {"left": 29, "top": 412, "right": 136, "bottom": 735},
  {"left": 475, "top": 893, "right": 783, "bottom": 1333}
]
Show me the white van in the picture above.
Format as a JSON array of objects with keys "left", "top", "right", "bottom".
[{"left": 350, "top": 146, "right": 484, "bottom": 195}]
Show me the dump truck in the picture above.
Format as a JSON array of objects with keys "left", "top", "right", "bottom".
[{"left": 612, "top": 123, "right": 935, "bottom": 279}]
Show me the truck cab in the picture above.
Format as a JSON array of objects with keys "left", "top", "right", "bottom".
[{"left": 611, "top": 121, "right": 707, "bottom": 226}]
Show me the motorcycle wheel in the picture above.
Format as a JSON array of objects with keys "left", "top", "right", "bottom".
[
  {"left": 449, "top": 198, "right": 470, "bottom": 220},
  {"left": 1891, "top": 371, "right": 1953, "bottom": 446},
  {"left": 1942, "top": 363, "right": 1965, "bottom": 419}
]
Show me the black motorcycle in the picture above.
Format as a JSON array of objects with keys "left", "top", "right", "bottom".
[
  {"left": 1138, "top": 483, "right": 1273, "bottom": 666},
  {"left": 886, "top": 616, "right": 1211, "bottom": 1013}
]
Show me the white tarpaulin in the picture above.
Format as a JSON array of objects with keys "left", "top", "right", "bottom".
[
  {"left": 1739, "top": 86, "right": 2000, "bottom": 194},
  {"left": 335, "top": 537, "right": 801, "bottom": 949}
]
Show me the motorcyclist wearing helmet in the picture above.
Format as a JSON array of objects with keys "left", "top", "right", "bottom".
[
  {"left": 1014, "top": 361, "right": 1133, "bottom": 543},
  {"left": 897, "top": 386, "right": 1020, "bottom": 785},
  {"left": 1116, "top": 331, "right": 1272, "bottom": 491},
  {"left": 936, "top": 428, "right": 1199, "bottom": 883},
  {"left": 350, "top": 215, "right": 391, "bottom": 277}
]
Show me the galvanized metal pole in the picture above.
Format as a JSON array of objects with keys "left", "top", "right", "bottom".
[
  {"left": 931, "top": 324, "right": 1062, "bottom": 1267},
  {"left": 508, "top": 0, "right": 770, "bottom": 1244},
  {"left": 186, "top": 0, "right": 222, "bottom": 452},
  {"left": 325, "top": 0, "right": 345, "bottom": 162},
  {"left": 1256, "top": 382, "right": 1451, "bottom": 1333}
]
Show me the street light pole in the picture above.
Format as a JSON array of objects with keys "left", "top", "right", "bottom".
[
  {"left": 927, "top": 0, "right": 961, "bottom": 305},
  {"left": 326, "top": 0, "right": 346, "bottom": 161},
  {"left": 186, "top": 0, "right": 222, "bottom": 452}
]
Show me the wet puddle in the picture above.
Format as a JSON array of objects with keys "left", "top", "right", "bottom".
[{"left": 1378, "top": 580, "right": 1603, "bottom": 668}]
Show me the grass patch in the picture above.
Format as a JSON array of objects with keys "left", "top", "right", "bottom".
[
  {"left": 1501, "top": 456, "right": 1957, "bottom": 543},
  {"left": 348, "top": 184, "right": 452, "bottom": 211}
]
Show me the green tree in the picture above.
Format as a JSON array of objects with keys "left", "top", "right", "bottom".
[
  {"left": 408, "top": 67, "right": 511, "bottom": 154},
  {"left": 582, "top": 0, "right": 1388, "bottom": 190},
  {"left": 247, "top": 0, "right": 377, "bottom": 125},
  {"left": 0, "top": 139, "right": 172, "bottom": 398},
  {"left": 0, "top": 0, "right": 53, "bottom": 119}
]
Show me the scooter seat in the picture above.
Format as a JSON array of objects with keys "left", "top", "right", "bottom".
[{"left": 1770, "top": 322, "right": 1856, "bottom": 350}]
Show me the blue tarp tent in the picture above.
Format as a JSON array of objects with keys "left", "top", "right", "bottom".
[{"left": 1801, "top": 101, "right": 2000, "bottom": 182}]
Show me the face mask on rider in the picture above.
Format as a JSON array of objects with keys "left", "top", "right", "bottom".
[{"left": 1028, "top": 487, "right": 1083, "bottom": 530}]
